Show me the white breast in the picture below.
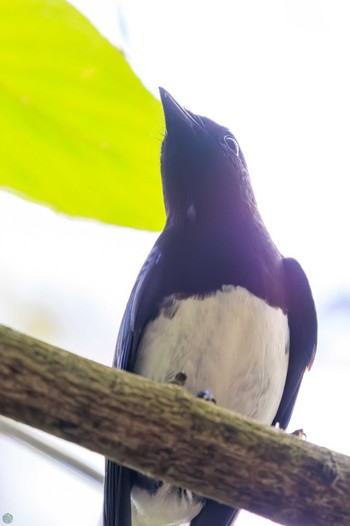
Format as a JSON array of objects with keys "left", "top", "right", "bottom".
[
  {"left": 132, "top": 285, "right": 290, "bottom": 525},
  {"left": 135, "top": 285, "right": 289, "bottom": 422}
]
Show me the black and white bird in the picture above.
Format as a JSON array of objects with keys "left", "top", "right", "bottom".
[{"left": 103, "top": 88, "right": 317, "bottom": 526}]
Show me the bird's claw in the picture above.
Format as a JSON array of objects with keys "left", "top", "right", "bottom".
[
  {"left": 291, "top": 428, "right": 307, "bottom": 440},
  {"left": 169, "top": 372, "right": 187, "bottom": 386},
  {"left": 197, "top": 390, "right": 216, "bottom": 404}
]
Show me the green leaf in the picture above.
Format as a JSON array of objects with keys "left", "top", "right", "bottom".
[{"left": 0, "top": 0, "right": 165, "bottom": 230}]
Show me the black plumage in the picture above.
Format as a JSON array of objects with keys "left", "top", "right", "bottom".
[{"left": 103, "top": 88, "right": 317, "bottom": 526}]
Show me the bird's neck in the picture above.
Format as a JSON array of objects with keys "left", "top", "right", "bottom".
[
  {"left": 160, "top": 203, "right": 283, "bottom": 308},
  {"left": 165, "top": 192, "right": 259, "bottom": 236}
]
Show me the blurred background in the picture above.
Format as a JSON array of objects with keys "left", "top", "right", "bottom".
[{"left": 1, "top": 1, "right": 350, "bottom": 524}]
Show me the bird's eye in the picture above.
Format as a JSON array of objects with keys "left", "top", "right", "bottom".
[{"left": 222, "top": 135, "right": 239, "bottom": 157}]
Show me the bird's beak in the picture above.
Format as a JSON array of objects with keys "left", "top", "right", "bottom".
[{"left": 159, "top": 87, "right": 197, "bottom": 133}]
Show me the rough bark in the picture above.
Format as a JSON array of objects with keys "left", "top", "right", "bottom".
[{"left": 0, "top": 323, "right": 349, "bottom": 526}]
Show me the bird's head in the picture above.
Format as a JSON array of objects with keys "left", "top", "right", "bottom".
[{"left": 159, "top": 88, "right": 256, "bottom": 226}]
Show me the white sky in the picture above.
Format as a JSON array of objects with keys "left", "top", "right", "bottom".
[
  {"left": 1, "top": 1, "right": 350, "bottom": 525},
  {"left": 71, "top": 0, "right": 350, "bottom": 294}
]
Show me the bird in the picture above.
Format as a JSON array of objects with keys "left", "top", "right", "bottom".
[{"left": 103, "top": 87, "right": 317, "bottom": 526}]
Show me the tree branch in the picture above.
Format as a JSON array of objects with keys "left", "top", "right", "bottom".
[{"left": 0, "top": 323, "right": 349, "bottom": 525}]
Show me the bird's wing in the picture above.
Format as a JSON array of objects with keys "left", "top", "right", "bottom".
[
  {"left": 273, "top": 257, "right": 317, "bottom": 429},
  {"left": 103, "top": 245, "right": 163, "bottom": 526}
]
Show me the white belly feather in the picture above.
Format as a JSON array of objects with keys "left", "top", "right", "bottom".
[
  {"left": 135, "top": 285, "right": 289, "bottom": 422},
  {"left": 131, "top": 285, "right": 290, "bottom": 526}
]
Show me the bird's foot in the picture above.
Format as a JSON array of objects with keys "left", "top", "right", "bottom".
[
  {"left": 169, "top": 371, "right": 187, "bottom": 386},
  {"left": 291, "top": 428, "right": 307, "bottom": 440},
  {"left": 196, "top": 389, "right": 216, "bottom": 404}
]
